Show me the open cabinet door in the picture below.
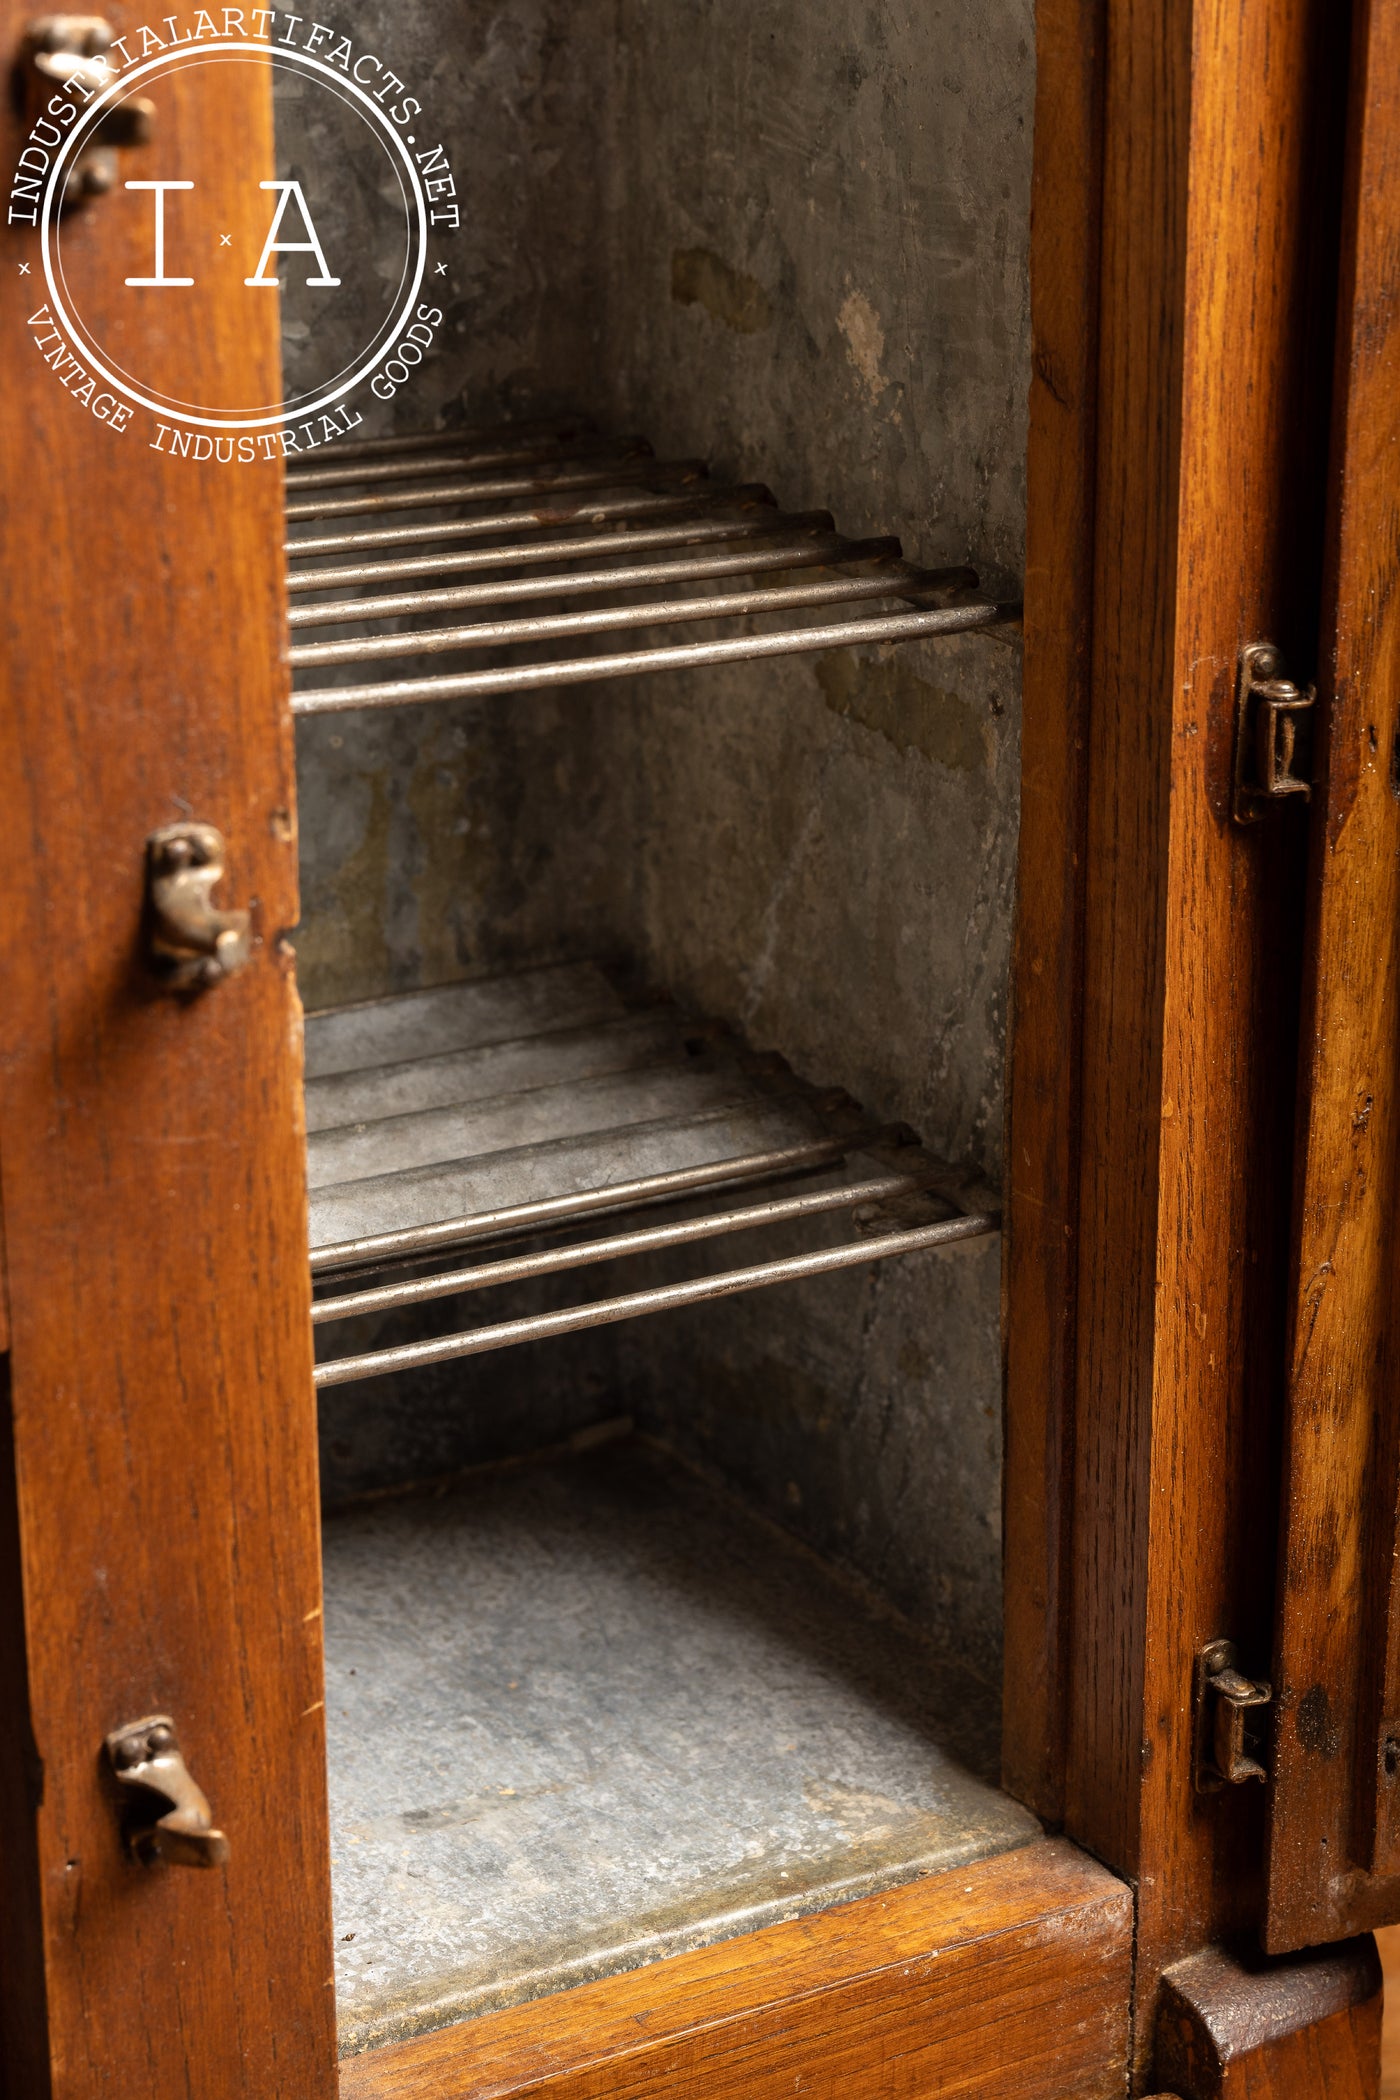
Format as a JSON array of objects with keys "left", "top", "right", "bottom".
[
  {"left": 0, "top": 13, "right": 336, "bottom": 2094},
  {"left": 1266, "top": 0, "right": 1400, "bottom": 1957}
]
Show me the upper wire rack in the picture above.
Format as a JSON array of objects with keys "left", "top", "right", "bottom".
[{"left": 283, "top": 418, "right": 1016, "bottom": 715}]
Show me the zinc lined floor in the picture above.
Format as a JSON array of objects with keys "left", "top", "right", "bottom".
[{"left": 324, "top": 1438, "right": 1037, "bottom": 2055}]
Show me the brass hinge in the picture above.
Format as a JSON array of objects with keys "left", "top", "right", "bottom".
[
  {"left": 1232, "top": 642, "right": 1316, "bottom": 823},
  {"left": 1193, "top": 1639, "right": 1272, "bottom": 1792}
]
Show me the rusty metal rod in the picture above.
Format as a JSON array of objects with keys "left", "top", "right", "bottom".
[
  {"left": 286, "top": 530, "right": 860, "bottom": 626},
  {"left": 289, "top": 560, "right": 908, "bottom": 667},
  {"left": 309, "top": 1131, "right": 874, "bottom": 1275},
  {"left": 285, "top": 433, "right": 645, "bottom": 494},
  {"left": 313, "top": 1211, "right": 998, "bottom": 1384},
  {"left": 290, "top": 603, "right": 1013, "bottom": 712},
  {"left": 285, "top": 485, "right": 770, "bottom": 564},
  {"left": 285, "top": 457, "right": 704, "bottom": 524},
  {"left": 312, "top": 1170, "right": 935, "bottom": 1323},
  {"left": 285, "top": 500, "right": 810, "bottom": 591}
]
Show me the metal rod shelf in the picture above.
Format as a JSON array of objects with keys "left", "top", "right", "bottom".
[
  {"left": 289, "top": 558, "right": 909, "bottom": 668},
  {"left": 288, "top": 419, "right": 1010, "bottom": 1372},
  {"left": 309, "top": 1128, "right": 872, "bottom": 1277},
  {"left": 284, "top": 420, "right": 1011, "bottom": 709},
  {"left": 313, "top": 1167, "right": 935, "bottom": 1322},
  {"left": 285, "top": 484, "right": 776, "bottom": 564},
  {"left": 303, "top": 962, "right": 999, "bottom": 1385},
  {"left": 286, "top": 529, "right": 869, "bottom": 625},
  {"left": 289, "top": 415, "right": 597, "bottom": 469},
  {"left": 284, "top": 430, "right": 641, "bottom": 495},
  {"left": 313, "top": 1210, "right": 995, "bottom": 1386},
  {"left": 290, "top": 603, "right": 1010, "bottom": 714},
  {"left": 285, "top": 453, "right": 700, "bottom": 525}
]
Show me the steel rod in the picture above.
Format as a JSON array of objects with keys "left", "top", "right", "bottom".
[
  {"left": 285, "top": 486, "right": 771, "bottom": 564},
  {"left": 312, "top": 1170, "right": 932, "bottom": 1323},
  {"left": 285, "top": 434, "right": 644, "bottom": 494},
  {"left": 291, "top": 603, "right": 1013, "bottom": 713},
  {"left": 289, "top": 561, "right": 909, "bottom": 667},
  {"left": 285, "top": 458, "right": 704, "bottom": 525},
  {"left": 309, "top": 1132, "right": 868, "bottom": 1274},
  {"left": 288, "top": 417, "right": 595, "bottom": 468},
  {"left": 313, "top": 1212, "right": 998, "bottom": 1384},
  {"left": 286, "top": 530, "right": 857, "bottom": 626}
]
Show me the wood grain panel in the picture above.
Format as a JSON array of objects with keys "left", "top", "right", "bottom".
[
  {"left": 1375, "top": 1926, "right": 1400, "bottom": 2098},
  {"left": 0, "top": 1360, "right": 48, "bottom": 2097},
  {"left": 1001, "top": 0, "right": 1104, "bottom": 1824},
  {"left": 1156, "top": 1940, "right": 1383, "bottom": 2100},
  {"left": 1265, "top": 0, "right": 1400, "bottom": 1955},
  {"left": 0, "top": 1207, "right": 9, "bottom": 1354},
  {"left": 340, "top": 1840, "right": 1133, "bottom": 2100},
  {"left": 1062, "top": 0, "right": 1188, "bottom": 1880},
  {"left": 0, "top": 25, "right": 337, "bottom": 2098},
  {"left": 1026, "top": 0, "right": 1346, "bottom": 2067},
  {"left": 1062, "top": 0, "right": 1334, "bottom": 1856},
  {"left": 1124, "top": 0, "right": 1344, "bottom": 1991}
]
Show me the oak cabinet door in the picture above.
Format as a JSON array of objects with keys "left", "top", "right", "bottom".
[
  {"left": 0, "top": 16, "right": 336, "bottom": 2094},
  {"left": 1266, "top": 0, "right": 1400, "bottom": 1957}
]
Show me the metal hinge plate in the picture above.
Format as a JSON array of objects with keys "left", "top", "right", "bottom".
[
  {"left": 1232, "top": 641, "right": 1316, "bottom": 824},
  {"left": 1194, "top": 1638, "right": 1273, "bottom": 1792}
]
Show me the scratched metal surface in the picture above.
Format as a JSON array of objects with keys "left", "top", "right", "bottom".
[{"left": 325, "top": 1439, "right": 1036, "bottom": 2055}]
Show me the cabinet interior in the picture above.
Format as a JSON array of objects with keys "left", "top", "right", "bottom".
[{"left": 277, "top": 0, "right": 1032, "bottom": 2054}]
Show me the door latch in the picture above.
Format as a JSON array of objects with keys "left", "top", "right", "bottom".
[
  {"left": 1232, "top": 642, "right": 1316, "bottom": 823},
  {"left": 1194, "top": 1638, "right": 1272, "bottom": 1791},
  {"left": 146, "top": 822, "right": 251, "bottom": 989},
  {"left": 105, "top": 1715, "right": 229, "bottom": 1868},
  {"left": 18, "top": 18, "right": 156, "bottom": 205}
]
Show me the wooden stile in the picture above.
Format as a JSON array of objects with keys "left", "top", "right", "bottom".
[
  {"left": 0, "top": 20, "right": 337, "bottom": 2095},
  {"left": 1265, "top": 0, "right": 1400, "bottom": 1956}
]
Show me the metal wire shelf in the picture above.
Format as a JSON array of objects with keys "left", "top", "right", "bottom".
[
  {"left": 285, "top": 418, "right": 1016, "bottom": 716},
  {"left": 306, "top": 963, "right": 999, "bottom": 1387},
  {"left": 291, "top": 423, "right": 1005, "bottom": 1377}
]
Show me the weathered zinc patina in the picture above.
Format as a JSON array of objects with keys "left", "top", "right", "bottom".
[{"left": 287, "top": 0, "right": 1031, "bottom": 1689}]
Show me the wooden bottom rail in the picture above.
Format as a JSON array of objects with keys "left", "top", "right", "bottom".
[{"left": 338, "top": 1836, "right": 1131, "bottom": 2100}]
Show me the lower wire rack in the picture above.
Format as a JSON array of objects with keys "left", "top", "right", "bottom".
[
  {"left": 293, "top": 415, "right": 1006, "bottom": 1379},
  {"left": 307, "top": 961, "right": 999, "bottom": 1387},
  {"left": 283, "top": 414, "right": 1016, "bottom": 715}
]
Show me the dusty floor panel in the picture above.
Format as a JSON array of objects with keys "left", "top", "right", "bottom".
[{"left": 325, "top": 1439, "right": 1036, "bottom": 2054}]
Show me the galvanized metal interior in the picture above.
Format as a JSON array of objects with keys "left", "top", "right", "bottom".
[{"left": 278, "top": 0, "right": 1033, "bottom": 2054}]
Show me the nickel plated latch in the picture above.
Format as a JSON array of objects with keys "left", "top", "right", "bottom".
[
  {"left": 105, "top": 1714, "right": 229, "bottom": 1868},
  {"left": 146, "top": 821, "right": 252, "bottom": 990},
  {"left": 1194, "top": 1638, "right": 1273, "bottom": 1792},
  {"left": 1232, "top": 641, "right": 1316, "bottom": 824}
]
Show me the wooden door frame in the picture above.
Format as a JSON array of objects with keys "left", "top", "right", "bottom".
[
  {"left": 1264, "top": 0, "right": 1400, "bottom": 1956},
  {"left": 0, "top": 19, "right": 337, "bottom": 2096},
  {"left": 1005, "top": 0, "right": 1353, "bottom": 2077},
  {"left": 0, "top": 0, "right": 1380, "bottom": 2090}
]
